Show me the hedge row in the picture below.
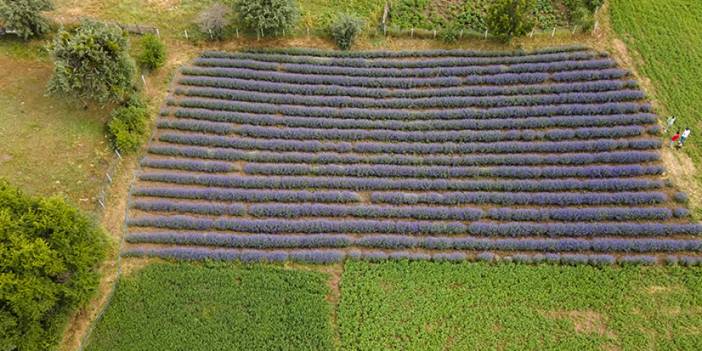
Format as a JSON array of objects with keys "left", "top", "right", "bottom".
[
  {"left": 126, "top": 233, "right": 702, "bottom": 252},
  {"left": 181, "top": 67, "right": 629, "bottom": 88},
  {"left": 242, "top": 164, "right": 663, "bottom": 179},
  {"left": 371, "top": 191, "right": 667, "bottom": 206},
  {"left": 200, "top": 50, "right": 600, "bottom": 68},
  {"left": 148, "top": 145, "right": 660, "bottom": 167},
  {"left": 168, "top": 98, "right": 648, "bottom": 120},
  {"left": 133, "top": 187, "right": 361, "bottom": 203},
  {"left": 138, "top": 172, "right": 663, "bottom": 192},
  {"left": 140, "top": 158, "right": 235, "bottom": 173},
  {"left": 158, "top": 133, "right": 660, "bottom": 154},
  {"left": 127, "top": 216, "right": 469, "bottom": 235},
  {"left": 171, "top": 109, "right": 657, "bottom": 131},
  {"left": 176, "top": 87, "right": 644, "bottom": 110},
  {"left": 178, "top": 76, "right": 637, "bottom": 99},
  {"left": 191, "top": 58, "right": 617, "bottom": 78},
  {"left": 235, "top": 125, "right": 646, "bottom": 143}
]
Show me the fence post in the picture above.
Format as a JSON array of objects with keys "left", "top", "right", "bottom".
[
  {"left": 593, "top": 21, "right": 599, "bottom": 34},
  {"left": 98, "top": 199, "right": 106, "bottom": 209},
  {"left": 551, "top": 27, "right": 556, "bottom": 37},
  {"left": 411, "top": 28, "right": 414, "bottom": 38},
  {"left": 236, "top": 28, "right": 239, "bottom": 38},
  {"left": 529, "top": 28, "right": 534, "bottom": 38},
  {"left": 572, "top": 25, "right": 578, "bottom": 34},
  {"left": 156, "top": 28, "right": 160, "bottom": 38},
  {"left": 459, "top": 29, "right": 463, "bottom": 39},
  {"left": 141, "top": 74, "right": 147, "bottom": 88},
  {"left": 184, "top": 30, "right": 188, "bottom": 40},
  {"left": 484, "top": 29, "right": 488, "bottom": 39},
  {"left": 115, "top": 150, "right": 122, "bottom": 160},
  {"left": 433, "top": 29, "right": 437, "bottom": 38},
  {"left": 106, "top": 173, "right": 112, "bottom": 183}
]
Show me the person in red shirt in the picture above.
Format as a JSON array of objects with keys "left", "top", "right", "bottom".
[{"left": 671, "top": 130, "right": 681, "bottom": 148}]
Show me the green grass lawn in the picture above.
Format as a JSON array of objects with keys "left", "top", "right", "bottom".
[
  {"left": 0, "top": 41, "right": 111, "bottom": 212},
  {"left": 610, "top": 1, "right": 702, "bottom": 204},
  {"left": 339, "top": 261, "right": 702, "bottom": 350},
  {"left": 85, "top": 262, "right": 335, "bottom": 351}
]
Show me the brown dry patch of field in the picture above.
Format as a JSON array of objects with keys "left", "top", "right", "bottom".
[{"left": 546, "top": 310, "right": 617, "bottom": 339}]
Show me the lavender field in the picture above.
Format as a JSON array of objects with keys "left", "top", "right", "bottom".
[{"left": 124, "top": 46, "right": 702, "bottom": 265}]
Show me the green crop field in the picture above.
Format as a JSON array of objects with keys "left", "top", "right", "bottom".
[
  {"left": 84, "top": 262, "right": 335, "bottom": 351},
  {"left": 610, "top": 0, "right": 702, "bottom": 206},
  {"left": 339, "top": 261, "right": 702, "bottom": 350}
]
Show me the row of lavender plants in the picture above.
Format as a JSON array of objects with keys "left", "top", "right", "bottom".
[
  {"left": 138, "top": 173, "right": 664, "bottom": 192},
  {"left": 233, "top": 125, "right": 647, "bottom": 143},
  {"left": 168, "top": 98, "right": 649, "bottom": 120},
  {"left": 148, "top": 145, "right": 661, "bottom": 167},
  {"left": 175, "top": 87, "right": 644, "bottom": 109},
  {"left": 120, "top": 246, "right": 702, "bottom": 266},
  {"left": 140, "top": 158, "right": 235, "bottom": 173},
  {"left": 191, "top": 58, "right": 617, "bottom": 78},
  {"left": 132, "top": 187, "right": 362, "bottom": 203},
  {"left": 241, "top": 164, "right": 663, "bottom": 179},
  {"left": 158, "top": 133, "right": 660, "bottom": 154},
  {"left": 126, "top": 233, "right": 702, "bottom": 252},
  {"left": 201, "top": 50, "right": 600, "bottom": 68},
  {"left": 169, "top": 109, "right": 656, "bottom": 131},
  {"left": 132, "top": 200, "right": 684, "bottom": 222},
  {"left": 181, "top": 67, "right": 629, "bottom": 88},
  {"left": 178, "top": 76, "right": 637, "bottom": 99},
  {"left": 238, "top": 45, "right": 589, "bottom": 59}
]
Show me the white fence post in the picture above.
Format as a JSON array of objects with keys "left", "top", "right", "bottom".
[
  {"left": 484, "top": 29, "right": 488, "bottom": 39},
  {"left": 551, "top": 27, "right": 556, "bottom": 37},
  {"left": 184, "top": 30, "right": 189, "bottom": 40}
]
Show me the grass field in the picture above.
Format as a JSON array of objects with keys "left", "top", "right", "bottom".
[
  {"left": 610, "top": 0, "right": 702, "bottom": 212},
  {"left": 0, "top": 41, "right": 111, "bottom": 212},
  {"left": 85, "top": 262, "right": 335, "bottom": 351},
  {"left": 339, "top": 261, "right": 702, "bottom": 350}
]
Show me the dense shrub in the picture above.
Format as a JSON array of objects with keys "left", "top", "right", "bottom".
[
  {"left": 47, "top": 19, "right": 135, "bottom": 104},
  {"left": 233, "top": 0, "right": 299, "bottom": 38},
  {"left": 329, "top": 14, "right": 363, "bottom": 50},
  {"left": 0, "top": 0, "right": 53, "bottom": 39},
  {"left": 0, "top": 180, "right": 107, "bottom": 350},
  {"left": 137, "top": 33, "right": 166, "bottom": 71},
  {"left": 487, "top": 0, "right": 535, "bottom": 42},
  {"left": 107, "top": 97, "right": 149, "bottom": 153},
  {"left": 197, "top": 2, "right": 231, "bottom": 41}
]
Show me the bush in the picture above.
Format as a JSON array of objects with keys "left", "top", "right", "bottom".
[
  {"left": 107, "top": 96, "right": 149, "bottom": 153},
  {"left": 234, "top": 0, "right": 299, "bottom": 38},
  {"left": 439, "top": 22, "right": 462, "bottom": 44},
  {"left": 197, "top": 2, "right": 231, "bottom": 40},
  {"left": 0, "top": 179, "right": 107, "bottom": 350},
  {"left": 137, "top": 33, "right": 166, "bottom": 71},
  {"left": 0, "top": 0, "right": 53, "bottom": 40},
  {"left": 572, "top": 6, "right": 595, "bottom": 31},
  {"left": 329, "top": 14, "right": 363, "bottom": 50},
  {"left": 487, "top": 0, "right": 536, "bottom": 42},
  {"left": 47, "top": 19, "right": 135, "bottom": 104}
]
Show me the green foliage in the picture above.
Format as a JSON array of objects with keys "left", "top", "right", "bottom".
[
  {"left": 487, "top": 0, "right": 536, "bottom": 42},
  {"left": 0, "top": 179, "right": 107, "bottom": 351},
  {"left": 234, "top": 0, "right": 300, "bottom": 38},
  {"left": 197, "top": 2, "right": 232, "bottom": 41},
  {"left": 85, "top": 262, "right": 334, "bottom": 351},
  {"left": 390, "top": 0, "right": 431, "bottom": 29},
  {"left": 47, "top": 19, "right": 135, "bottom": 105},
  {"left": 438, "top": 21, "right": 462, "bottom": 43},
  {"left": 339, "top": 260, "right": 702, "bottom": 350},
  {"left": 0, "top": 0, "right": 53, "bottom": 40},
  {"left": 330, "top": 14, "right": 363, "bottom": 50},
  {"left": 572, "top": 5, "right": 594, "bottom": 31},
  {"left": 136, "top": 33, "right": 166, "bottom": 71},
  {"left": 610, "top": 0, "right": 702, "bottom": 216},
  {"left": 532, "top": 0, "right": 557, "bottom": 29},
  {"left": 107, "top": 96, "right": 149, "bottom": 153}
]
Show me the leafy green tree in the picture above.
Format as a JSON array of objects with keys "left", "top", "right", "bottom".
[
  {"left": 47, "top": 19, "right": 135, "bottom": 105},
  {"left": 486, "top": 0, "right": 535, "bottom": 42},
  {"left": 107, "top": 94, "right": 149, "bottom": 153},
  {"left": 329, "top": 14, "right": 363, "bottom": 50},
  {"left": 137, "top": 33, "right": 166, "bottom": 71},
  {"left": 0, "top": 179, "right": 108, "bottom": 350},
  {"left": 234, "top": 0, "right": 299, "bottom": 38},
  {"left": 0, "top": 0, "right": 53, "bottom": 40}
]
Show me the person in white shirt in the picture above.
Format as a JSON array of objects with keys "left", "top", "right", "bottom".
[
  {"left": 680, "top": 128, "right": 691, "bottom": 146},
  {"left": 664, "top": 115, "right": 676, "bottom": 133}
]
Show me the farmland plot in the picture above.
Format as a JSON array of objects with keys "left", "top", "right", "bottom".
[{"left": 123, "top": 46, "right": 702, "bottom": 264}]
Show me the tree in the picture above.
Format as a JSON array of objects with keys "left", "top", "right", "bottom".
[
  {"left": 0, "top": 179, "right": 107, "bottom": 350},
  {"left": 197, "top": 2, "right": 232, "bottom": 40},
  {"left": 0, "top": 0, "right": 53, "bottom": 40},
  {"left": 107, "top": 95, "right": 149, "bottom": 153},
  {"left": 487, "top": 0, "right": 535, "bottom": 42},
  {"left": 47, "top": 19, "right": 135, "bottom": 105},
  {"left": 137, "top": 33, "right": 166, "bottom": 70},
  {"left": 234, "top": 0, "right": 299, "bottom": 38},
  {"left": 329, "top": 14, "right": 363, "bottom": 50}
]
